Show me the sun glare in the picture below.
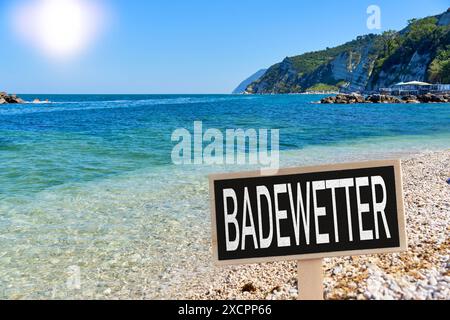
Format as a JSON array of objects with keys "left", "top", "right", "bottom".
[{"left": 12, "top": 0, "right": 107, "bottom": 59}]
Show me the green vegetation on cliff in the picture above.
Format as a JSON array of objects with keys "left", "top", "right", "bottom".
[
  {"left": 290, "top": 35, "right": 378, "bottom": 76},
  {"left": 305, "top": 83, "right": 339, "bottom": 92},
  {"left": 369, "top": 16, "right": 450, "bottom": 88},
  {"left": 244, "top": 9, "right": 450, "bottom": 94},
  {"left": 428, "top": 45, "right": 450, "bottom": 83}
]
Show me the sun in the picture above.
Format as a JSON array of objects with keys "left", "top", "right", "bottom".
[
  {"left": 12, "top": 0, "right": 106, "bottom": 59},
  {"left": 36, "top": 0, "right": 89, "bottom": 56}
]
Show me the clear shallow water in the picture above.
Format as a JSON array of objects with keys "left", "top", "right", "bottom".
[{"left": 0, "top": 94, "right": 449, "bottom": 299}]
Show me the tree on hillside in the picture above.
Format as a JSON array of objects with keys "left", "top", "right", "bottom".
[
  {"left": 381, "top": 30, "right": 401, "bottom": 56},
  {"left": 428, "top": 45, "right": 450, "bottom": 83}
]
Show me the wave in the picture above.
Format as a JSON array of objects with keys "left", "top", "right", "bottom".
[{"left": 0, "top": 95, "right": 256, "bottom": 116}]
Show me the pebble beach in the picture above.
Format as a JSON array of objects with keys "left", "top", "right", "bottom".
[
  {"left": 2, "top": 95, "right": 450, "bottom": 300},
  {"left": 184, "top": 150, "right": 450, "bottom": 300}
]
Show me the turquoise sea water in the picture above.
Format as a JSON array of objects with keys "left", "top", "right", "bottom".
[{"left": 0, "top": 94, "right": 449, "bottom": 299}]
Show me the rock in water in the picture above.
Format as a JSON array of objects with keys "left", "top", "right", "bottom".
[
  {"left": 320, "top": 93, "right": 449, "bottom": 104},
  {"left": 417, "top": 94, "right": 449, "bottom": 103},
  {"left": 320, "top": 93, "right": 366, "bottom": 104},
  {"left": 0, "top": 92, "right": 26, "bottom": 104},
  {"left": 366, "top": 94, "right": 403, "bottom": 104},
  {"left": 402, "top": 95, "right": 420, "bottom": 104}
]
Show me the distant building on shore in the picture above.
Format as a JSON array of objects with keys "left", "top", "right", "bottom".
[{"left": 380, "top": 81, "right": 450, "bottom": 96}]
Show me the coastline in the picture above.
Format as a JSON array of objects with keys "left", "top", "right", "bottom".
[
  {"left": 1, "top": 1, "right": 449, "bottom": 303},
  {"left": 181, "top": 150, "right": 450, "bottom": 300},
  {"left": 1, "top": 94, "right": 450, "bottom": 299}
]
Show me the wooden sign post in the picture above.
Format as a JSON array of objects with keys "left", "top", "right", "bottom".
[
  {"left": 298, "top": 259, "right": 323, "bottom": 300},
  {"left": 209, "top": 160, "right": 407, "bottom": 300}
]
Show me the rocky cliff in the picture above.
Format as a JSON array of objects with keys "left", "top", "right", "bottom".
[
  {"left": 243, "top": 9, "right": 450, "bottom": 94},
  {"left": 232, "top": 69, "right": 267, "bottom": 94}
]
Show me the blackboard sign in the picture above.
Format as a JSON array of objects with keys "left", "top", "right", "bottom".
[{"left": 209, "top": 160, "right": 407, "bottom": 265}]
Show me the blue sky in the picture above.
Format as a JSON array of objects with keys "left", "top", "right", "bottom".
[{"left": 0, "top": 0, "right": 448, "bottom": 94}]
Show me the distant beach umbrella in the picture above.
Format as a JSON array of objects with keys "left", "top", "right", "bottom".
[{"left": 447, "top": 178, "right": 450, "bottom": 185}]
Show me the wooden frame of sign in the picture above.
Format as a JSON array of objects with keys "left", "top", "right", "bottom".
[{"left": 209, "top": 160, "right": 407, "bottom": 300}]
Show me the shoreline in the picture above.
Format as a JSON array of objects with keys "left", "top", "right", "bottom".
[
  {"left": 1, "top": 98, "right": 449, "bottom": 299},
  {"left": 180, "top": 150, "right": 450, "bottom": 300},
  {"left": 319, "top": 93, "right": 450, "bottom": 104},
  {"left": 1, "top": 148, "right": 448, "bottom": 299}
]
